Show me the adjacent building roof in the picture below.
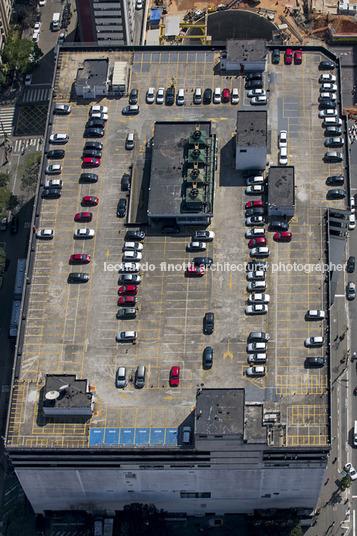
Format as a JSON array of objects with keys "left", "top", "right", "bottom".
[
  {"left": 226, "top": 39, "right": 267, "bottom": 62},
  {"left": 267, "top": 166, "right": 295, "bottom": 209},
  {"left": 237, "top": 110, "right": 267, "bottom": 147},
  {"left": 76, "top": 59, "right": 109, "bottom": 88},
  {"left": 195, "top": 389, "right": 245, "bottom": 437}
]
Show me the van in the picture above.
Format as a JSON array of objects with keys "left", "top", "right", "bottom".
[
  {"left": 134, "top": 366, "right": 146, "bottom": 388},
  {"left": 52, "top": 12, "right": 60, "bottom": 31},
  {"left": 354, "top": 421, "right": 357, "bottom": 447},
  {"left": 322, "top": 117, "right": 342, "bottom": 127},
  {"left": 125, "top": 132, "right": 134, "bottom": 150}
]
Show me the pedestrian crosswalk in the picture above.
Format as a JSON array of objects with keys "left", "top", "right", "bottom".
[
  {"left": 13, "top": 138, "right": 42, "bottom": 154},
  {"left": 21, "top": 87, "right": 51, "bottom": 104},
  {"left": 0, "top": 107, "right": 15, "bottom": 135}
]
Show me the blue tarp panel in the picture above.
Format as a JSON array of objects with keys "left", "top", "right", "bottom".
[
  {"left": 105, "top": 428, "right": 120, "bottom": 445},
  {"left": 150, "top": 428, "right": 165, "bottom": 445},
  {"left": 120, "top": 428, "right": 135, "bottom": 445},
  {"left": 165, "top": 428, "right": 178, "bottom": 445},
  {"left": 150, "top": 8, "right": 161, "bottom": 23},
  {"left": 89, "top": 428, "right": 104, "bottom": 446},
  {"left": 135, "top": 428, "right": 150, "bottom": 445}
]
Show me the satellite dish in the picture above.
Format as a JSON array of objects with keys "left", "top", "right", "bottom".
[{"left": 45, "top": 390, "right": 60, "bottom": 400}]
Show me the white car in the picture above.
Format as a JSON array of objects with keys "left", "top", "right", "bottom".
[
  {"left": 36, "top": 229, "right": 53, "bottom": 239},
  {"left": 245, "top": 216, "right": 264, "bottom": 226},
  {"left": 245, "top": 228, "right": 265, "bottom": 238},
  {"left": 146, "top": 87, "right": 155, "bottom": 104},
  {"left": 344, "top": 463, "right": 357, "bottom": 481},
  {"left": 248, "top": 293, "right": 270, "bottom": 304},
  {"left": 305, "top": 336, "right": 324, "bottom": 347},
  {"left": 192, "top": 230, "right": 215, "bottom": 241},
  {"left": 251, "top": 96, "right": 267, "bottom": 105},
  {"left": 246, "top": 304, "right": 268, "bottom": 315},
  {"left": 250, "top": 246, "right": 270, "bottom": 257},
  {"left": 246, "top": 365, "right": 266, "bottom": 377},
  {"left": 45, "top": 164, "right": 62, "bottom": 175},
  {"left": 91, "top": 105, "right": 108, "bottom": 114},
  {"left": 49, "top": 133, "right": 68, "bottom": 144},
  {"left": 279, "top": 130, "right": 287, "bottom": 148},
  {"left": 136, "top": 0, "right": 143, "bottom": 8},
  {"left": 24, "top": 74, "right": 32, "bottom": 86},
  {"left": 247, "top": 270, "right": 266, "bottom": 281},
  {"left": 351, "top": 196, "right": 355, "bottom": 214},
  {"left": 39, "top": 0, "right": 46, "bottom": 5},
  {"left": 32, "top": 31, "right": 39, "bottom": 43},
  {"left": 246, "top": 176, "right": 264, "bottom": 185},
  {"left": 231, "top": 88, "right": 239, "bottom": 104},
  {"left": 247, "top": 281, "right": 267, "bottom": 292},
  {"left": 116, "top": 330, "right": 137, "bottom": 342},
  {"left": 247, "top": 342, "right": 266, "bottom": 353},
  {"left": 319, "top": 92, "right": 336, "bottom": 101},
  {"left": 123, "top": 241, "right": 143, "bottom": 251},
  {"left": 279, "top": 147, "right": 288, "bottom": 165},
  {"left": 246, "top": 185, "right": 264, "bottom": 195},
  {"left": 318, "top": 109, "right": 337, "bottom": 118},
  {"left": 248, "top": 353, "right": 267, "bottom": 364},
  {"left": 187, "top": 241, "right": 207, "bottom": 251},
  {"left": 247, "top": 89, "right": 266, "bottom": 98},
  {"left": 306, "top": 310, "right": 325, "bottom": 320},
  {"left": 213, "top": 87, "right": 221, "bottom": 104},
  {"left": 349, "top": 213, "right": 356, "bottom": 230},
  {"left": 34, "top": 22, "right": 41, "bottom": 31},
  {"left": 74, "top": 229, "right": 95, "bottom": 239},
  {"left": 90, "top": 112, "right": 108, "bottom": 121},
  {"left": 122, "top": 250, "right": 142, "bottom": 261},
  {"left": 319, "top": 74, "right": 336, "bottom": 83},
  {"left": 156, "top": 87, "right": 164, "bottom": 104},
  {"left": 118, "top": 262, "right": 141, "bottom": 272},
  {"left": 44, "top": 179, "right": 62, "bottom": 189},
  {"left": 321, "top": 83, "right": 337, "bottom": 92}
]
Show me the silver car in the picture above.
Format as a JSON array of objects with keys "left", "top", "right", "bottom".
[
  {"left": 116, "top": 366, "right": 127, "bottom": 388},
  {"left": 246, "top": 366, "right": 266, "bottom": 377},
  {"left": 116, "top": 330, "right": 137, "bottom": 342}
]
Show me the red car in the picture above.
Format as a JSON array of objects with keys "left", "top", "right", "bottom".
[
  {"left": 169, "top": 366, "right": 180, "bottom": 387},
  {"left": 82, "top": 196, "right": 98, "bottom": 206},
  {"left": 285, "top": 48, "right": 293, "bottom": 65},
  {"left": 74, "top": 212, "right": 92, "bottom": 222},
  {"left": 294, "top": 50, "right": 302, "bottom": 65},
  {"left": 273, "top": 231, "right": 292, "bottom": 242},
  {"left": 118, "top": 296, "right": 137, "bottom": 306},
  {"left": 70, "top": 253, "right": 91, "bottom": 264},
  {"left": 186, "top": 266, "right": 205, "bottom": 277},
  {"left": 118, "top": 285, "right": 138, "bottom": 295},
  {"left": 83, "top": 157, "right": 100, "bottom": 167},
  {"left": 248, "top": 237, "right": 266, "bottom": 248},
  {"left": 245, "top": 200, "right": 263, "bottom": 209},
  {"left": 222, "top": 88, "right": 230, "bottom": 103}
]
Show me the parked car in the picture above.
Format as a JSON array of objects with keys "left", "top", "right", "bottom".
[
  {"left": 305, "top": 357, "right": 325, "bottom": 368},
  {"left": 203, "top": 88, "right": 212, "bottom": 104},
  {"left": 321, "top": 83, "right": 337, "bottom": 92},
  {"left": 349, "top": 213, "right": 356, "bottom": 230},
  {"left": 70, "top": 254, "right": 91, "bottom": 264},
  {"left": 121, "top": 173, "right": 131, "bottom": 191},
  {"left": 82, "top": 196, "right": 99, "bottom": 206},
  {"left": 247, "top": 89, "right": 266, "bottom": 98},
  {"left": 294, "top": 50, "right": 302, "bottom": 64},
  {"left": 118, "top": 285, "right": 138, "bottom": 295},
  {"left": 134, "top": 366, "right": 146, "bottom": 388},
  {"left": 284, "top": 48, "right": 293, "bottom": 65},
  {"left": 118, "top": 274, "right": 142, "bottom": 285},
  {"left": 44, "top": 179, "right": 62, "bottom": 189},
  {"left": 245, "top": 228, "right": 265, "bottom": 238},
  {"left": 324, "top": 137, "right": 344, "bottom": 148},
  {"left": 319, "top": 109, "right": 337, "bottom": 118},
  {"left": 146, "top": 87, "right": 155, "bottom": 104},
  {"left": 305, "top": 336, "right": 324, "bottom": 347},
  {"left": 118, "top": 262, "right": 141, "bottom": 273},
  {"left": 246, "top": 216, "right": 265, "bottom": 226},
  {"left": 47, "top": 149, "right": 65, "bottom": 159},
  {"left": 68, "top": 273, "right": 90, "bottom": 283},
  {"left": 192, "top": 230, "right": 214, "bottom": 242},
  {"left": 251, "top": 96, "right": 267, "bottom": 105},
  {"left": 74, "top": 229, "right": 95, "bottom": 239},
  {"left": 246, "top": 175, "right": 264, "bottom": 185},
  {"left": 319, "top": 60, "right": 336, "bottom": 70},
  {"left": 248, "top": 293, "right": 270, "bottom": 304},
  {"left": 245, "top": 184, "right": 264, "bottom": 195},
  {"left": 116, "top": 367, "right": 127, "bottom": 388},
  {"left": 118, "top": 296, "right": 137, "bottom": 306},
  {"left": 187, "top": 241, "right": 206, "bottom": 251},
  {"left": 176, "top": 88, "right": 185, "bottom": 105},
  {"left": 169, "top": 366, "right": 180, "bottom": 387},
  {"left": 269, "top": 220, "right": 289, "bottom": 232},
  {"left": 248, "top": 332, "right": 270, "bottom": 342},
  {"left": 86, "top": 119, "right": 105, "bottom": 129},
  {"left": 279, "top": 130, "right": 287, "bottom": 148},
  {"left": 125, "top": 132, "right": 135, "bottom": 150},
  {"left": 245, "top": 207, "right": 264, "bottom": 217},
  {"left": 327, "top": 188, "right": 346, "bottom": 199},
  {"left": 213, "top": 87, "right": 221, "bottom": 104},
  {"left": 49, "top": 133, "right": 68, "bottom": 144},
  {"left": 279, "top": 147, "right": 288, "bottom": 165},
  {"left": 344, "top": 463, "right": 357, "bottom": 481},
  {"left": 272, "top": 49, "right": 280, "bottom": 64},
  {"left": 125, "top": 230, "right": 145, "bottom": 241},
  {"left": 248, "top": 353, "right": 267, "bottom": 364},
  {"left": 324, "top": 126, "right": 342, "bottom": 137},
  {"left": 45, "top": 164, "right": 61, "bottom": 174},
  {"left": 41, "top": 188, "right": 61, "bottom": 199},
  {"left": 245, "top": 304, "right": 268, "bottom": 315},
  {"left": 165, "top": 86, "right": 175, "bottom": 105},
  {"left": 231, "top": 88, "right": 239, "bottom": 104},
  {"left": 203, "top": 346, "right": 213, "bottom": 369},
  {"left": 246, "top": 366, "right": 266, "bottom": 377},
  {"left": 248, "top": 237, "right": 266, "bottom": 248},
  {"left": 246, "top": 200, "right": 263, "bottom": 209},
  {"left": 203, "top": 312, "right": 214, "bottom": 334},
  {"left": 186, "top": 266, "right": 205, "bottom": 277},
  {"left": 326, "top": 175, "right": 344, "bottom": 185},
  {"left": 84, "top": 128, "right": 104, "bottom": 138},
  {"left": 247, "top": 280, "right": 267, "bottom": 292},
  {"left": 82, "top": 149, "right": 102, "bottom": 159},
  {"left": 91, "top": 105, "right": 108, "bottom": 114},
  {"left": 83, "top": 157, "right": 100, "bottom": 167},
  {"left": 122, "top": 250, "right": 142, "bottom": 261},
  {"left": 347, "top": 256, "right": 355, "bottom": 273},
  {"left": 116, "top": 308, "right": 137, "bottom": 319},
  {"left": 273, "top": 231, "right": 292, "bottom": 242},
  {"left": 250, "top": 246, "right": 270, "bottom": 257},
  {"left": 36, "top": 229, "right": 54, "bottom": 239},
  {"left": 247, "top": 342, "right": 267, "bottom": 353},
  {"left": 347, "top": 281, "right": 356, "bottom": 300},
  {"left": 79, "top": 173, "right": 98, "bottom": 183},
  {"left": 247, "top": 270, "right": 266, "bottom": 281},
  {"left": 319, "top": 100, "right": 337, "bottom": 110},
  {"left": 319, "top": 74, "right": 336, "bottom": 83},
  {"left": 156, "top": 87, "right": 165, "bottom": 104},
  {"left": 54, "top": 104, "right": 71, "bottom": 115},
  {"left": 193, "top": 257, "right": 213, "bottom": 266},
  {"left": 89, "top": 112, "right": 108, "bottom": 121},
  {"left": 305, "top": 310, "right": 325, "bottom": 320},
  {"left": 129, "top": 88, "right": 138, "bottom": 104},
  {"left": 116, "top": 331, "right": 137, "bottom": 342},
  {"left": 122, "top": 105, "right": 139, "bottom": 115},
  {"left": 222, "top": 88, "right": 230, "bottom": 103},
  {"left": 123, "top": 241, "right": 143, "bottom": 252},
  {"left": 245, "top": 80, "right": 263, "bottom": 90}
]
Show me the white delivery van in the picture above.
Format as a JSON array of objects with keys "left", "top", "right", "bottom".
[{"left": 52, "top": 13, "right": 60, "bottom": 31}]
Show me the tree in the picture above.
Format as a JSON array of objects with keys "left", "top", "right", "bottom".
[
  {"left": 19, "top": 152, "right": 41, "bottom": 193},
  {"left": 2, "top": 34, "right": 42, "bottom": 75},
  {"left": 0, "top": 171, "right": 11, "bottom": 187},
  {"left": 341, "top": 475, "right": 352, "bottom": 490}
]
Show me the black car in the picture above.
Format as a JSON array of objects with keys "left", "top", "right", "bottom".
[
  {"left": 41, "top": 188, "right": 61, "bottom": 199},
  {"left": 121, "top": 173, "right": 131, "bottom": 191},
  {"left": 305, "top": 357, "right": 325, "bottom": 368},
  {"left": 319, "top": 100, "right": 336, "bottom": 110},
  {"left": 246, "top": 72, "right": 263, "bottom": 81},
  {"left": 122, "top": 105, "right": 139, "bottom": 115},
  {"left": 245, "top": 80, "right": 263, "bottom": 90},
  {"left": 269, "top": 220, "right": 289, "bottom": 232},
  {"left": 82, "top": 149, "right": 102, "bottom": 159},
  {"left": 117, "top": 198, "right": 127, "bottom": 217},
  {"left": 327, "top": 189, "right": 346, "bottom": 200},
  {"left": 203, "top": 312, "right": 214, "bottom": 334},
  {"left": 203, "top": 346, "right": 213, "bottom": 369},
  {"left": 319, "top": 60, "right": 336, "bottom": 70},
  {"left": 203, "top": 88, "right": 212, "bottom": 104},
  {"left": 85, "top": 141, "right": 103, "bottom": 151},
  {"left": 165, "top": 86, "right": 175, "bottom": 106},
  {"left": 125, "top": 230, "right": 145, "bottom": 241},
  {"left": 68, "top": 273, "right": 90, "bottom": 283},
  {"left": 326, "top": 175, "right": 344, "bottom": 185},
  {"left": 129, "top": 88, "right": 138, "bottom": 104},
  {"left": 47, "top": 149, "right": 65, "bottom": 159},
  {"left": 347, "top": 256, "right": 355, "bottom": 273},
  {"left": 193, "top": 256, "right": 213, "bottom": 266},
  {"left": 324, "top": 126, "right": 342, "bottom": 137},
  {"left": 10, "top": 216, "right": 19, "bottom": 234},
  {"left": 84, "top": 128, "right": 104, "bottom": 138},
  {"left": 245, "top": 207, "right": 265, "bottom": 217},
  {"left": 79, "top": 173, "right": 98, "bottom": 183},
  {"left": 118, "top": 274, "right": 142, "bottom": 285},
  {"left": 329, "top": 210, "right": 346, "bottom": 219},
  {"left": 272, "top": 49, "right": 280, "bottom": 64},
  {"left": 246, "top": 261, "right": 268, "bottom": 272},
  {"left": 116, "top": 307, "right": 137, "bottom": 319},
  {"left": 86, "top": 119, "right": 105, "bottom": 129}
]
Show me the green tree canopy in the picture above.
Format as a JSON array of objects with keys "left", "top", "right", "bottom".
[
  {"left": 2, "top": 34, "right": 42, "bottom": 74},
  {"left": 19, "top": 151, "right": 41, "bottom": 193}
]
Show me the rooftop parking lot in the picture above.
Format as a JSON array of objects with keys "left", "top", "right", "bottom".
[{"left": 7, "top": 48, "right": 343, "bottom": 449}]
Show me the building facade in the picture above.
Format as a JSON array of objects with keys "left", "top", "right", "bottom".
[{"left": 0, "top": 0, "right": 12, "bottom": 52}]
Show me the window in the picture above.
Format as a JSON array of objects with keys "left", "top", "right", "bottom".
[{"left": 180, "top": 492, "right": 211, "bottom": 499}]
